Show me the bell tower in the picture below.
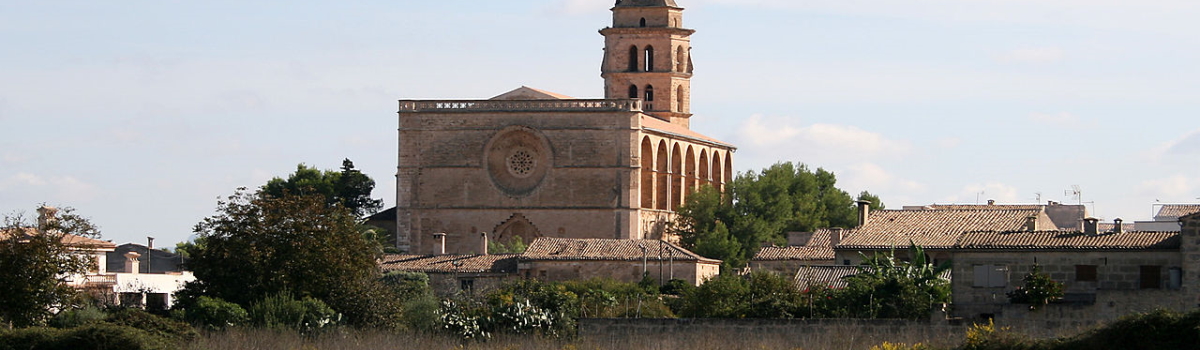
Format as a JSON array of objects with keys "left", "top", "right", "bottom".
[{"left": 601, "top": 0, "right": 695, "bottom": 127}]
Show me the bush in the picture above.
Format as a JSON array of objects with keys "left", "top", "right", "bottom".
[
  {"left": 248, "top": 292, "right": 339, "bottom": 332},
  {"left": 185, "top": 296, "right": 248, "bottom": 329},
  {"left": 1057, "top": 309, "right": 1200, "bottom": 350},
  {"left": 105, "top": 308, "right": 199, "bottom": 342},
  {"left": 402, "top": 293, "right": 441, "bottom": 332},
  {"left": 48, "top": 306, "right": 107, "bottom": 328},
  {"left": 0, "top": 323, "right": 178, "bottom": 350}
]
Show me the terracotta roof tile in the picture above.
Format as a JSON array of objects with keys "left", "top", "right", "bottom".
[
  {"left": 753, "top": 229, "right": 836, "bottom": 261},
  {"left": 838, "top": 209, "right": 1053, "bottom": 249},
  {"left": 794, "top": 265, "right": 862, "bottom": 289},
  {"left": 1154, "top": 205, "right": 1200, "bottom": 221},
  {"left": 640, "top": 115, "right": 735, "bottom": 149},
  {"left": 521, "top": 237, "right": 719, "bottom": 263},
  {"left": 956, "top": 231, "right": 1180, "bottom": 251},
  {"left": 1, "top": 227, "right": 116, "bottom": 249},
  {"left": 380, "top": 254, "right": 518, "bottom": 274}
]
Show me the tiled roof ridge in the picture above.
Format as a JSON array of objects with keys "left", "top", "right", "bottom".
[{"left": 522, "top": 237, "right": 717, "bottom": 262}]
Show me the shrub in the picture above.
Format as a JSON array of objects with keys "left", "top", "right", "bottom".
[
  {"left": 48, "top": 306, "right": 107, "bottom": 328},
  {"left": 185, "top": 296, "right": 247, "bottom": 329},
  {"left": 0, "top": 323, "right": 178, "bottom": 350},
  {"left": 248, "top": 292, "right": 339, "bottom": 332},
  {"left": 1057, "top": 309, "right": 1200, "bottom": 350},
  {"left": 1006, "top": 265, "right": 1063, "bottom": 310},
  {"left": 105, "top": 308, "right": 199, "bottom": 342},
  {"left": 401, "top": 293, "right": 441, "bottom": 332}
]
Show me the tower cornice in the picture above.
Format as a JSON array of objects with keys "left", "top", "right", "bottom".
[{"left": 600, "top": 27, "right": 695, "bottom": 36}]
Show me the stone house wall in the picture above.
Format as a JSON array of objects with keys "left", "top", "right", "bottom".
[{"left": 524, "top": 259, "right": 718, "bottom": 286}]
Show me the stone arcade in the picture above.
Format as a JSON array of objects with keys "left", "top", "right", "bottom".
[{"left": 395, "top": 0, "right": 734, "bottom": 255}]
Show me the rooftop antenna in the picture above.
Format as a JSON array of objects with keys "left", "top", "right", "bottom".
[
  {"left": 975, "top": 190, "right": 985, "bottom": 204},
  {"left": 1035, "top": 192, "right": 1043, "bottom": 203},
  {"left": 1065, "top": 185, "right": 1082, "bottom": 205}
]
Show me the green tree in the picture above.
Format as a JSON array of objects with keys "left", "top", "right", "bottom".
[
  {"left": 673, "top": 162, "right": 878, "bottom": 269},
  {"left": 184, "top": 189, "right": 400, "bottom": 327},
  {"left": 262, "top": 159, "right": 383, "bottom": 218},
  {"left": 1006, "top": 264, "right": 1064, "bottom": 310},
  {"left": 0, "top": 207, "right": 100, "bottom": 327},
  {"left": 824, "top": 243, "right": 950, "bottom": 319}
]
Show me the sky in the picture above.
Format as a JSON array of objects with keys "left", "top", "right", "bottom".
[{"left": 3, "top": 0, "right": 1200, "bottom": 246}]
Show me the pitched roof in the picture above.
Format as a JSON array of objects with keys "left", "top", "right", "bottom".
[
  {"left": 838, "top": 209, "right": 1054, "bottom": 249},
  {"left": 0, "top": 227, "right": 116, "bottom": 250},
  {"left": 753, "top": 229, "right": 836, "bottom": 261},
  {"left": 794, "top": 265, "right": 952, "bottom": 289},
  {"left": 956, "top": 231, "right": 1180, "bottom": 251},
  {"left": 490, "top": 86, "right": 574, "bottom": 100},
  {"left": 521, "top": 237, "right": 719, "bottom": 263},
  {"left": 1155, "top": 205, "right": 1200, "bottom": 221},
  {"left": 640, "top": 115, "right": 735, "bottom": 148},
  {"left": 793, "top": 265, "right": 861, "bottom": 289},
  {"left": 380, "top": 254, "right": 518, "bottom": 274}
]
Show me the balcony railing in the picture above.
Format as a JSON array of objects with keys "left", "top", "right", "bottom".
[{"left": 398, "top": 99, "right": 642, "bottom": 113}]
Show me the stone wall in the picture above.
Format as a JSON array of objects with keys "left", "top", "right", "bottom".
[
  {"left": 527, "top": 259, "right": 717, "bottom": 286},
  {"left": 993, "top": 288, "right": 1193, "bottom": 337}
]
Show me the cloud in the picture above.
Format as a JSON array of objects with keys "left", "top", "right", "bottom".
[
  {"left": 0, "top": 173, "right": 99, "bottom": 202},
  {"left": 1163, "top": 129, "right": 1200, "bottom": 156},
  {"left": 841, "top": 162, "right": 925, "bottom": 194},
  {"left": 5, "top": 173, "right": 47, "bottom": 187},
  {"left": 2, "top": 152, "right": 26, "bottom": 164},
  {"left": 738, "top": 115, "right": 911, "bottom": 157},
  {"left": 1028, "top": 112, "right": 1083, "bottom": 128},
  {"left": 998, "top": 47, "right": 1064, "bottom": 64},
  {"left": 1137, "top": 175, "right": 1197, "bottom": 197}
]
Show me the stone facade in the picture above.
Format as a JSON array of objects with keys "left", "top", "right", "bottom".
[{"left": 395, "top": 1, "right": 733, "bottom": 254}]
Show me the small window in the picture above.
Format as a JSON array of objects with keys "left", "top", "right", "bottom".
[
  {"left": 1140, "top": 266, "right": 1162, "bottom": 289},
  {"left": 1169, "top": 267, "right": 1182, "bottom": 289},
  {"left": 639, "top": 18, "right": 646, "bottom": 27},
  {"left": 1075, "top": 265, "right": 1097, "bottom": 282},
  {"left": 628, "top": 85, "right": 638, "bottom": 99},
  {"left": 628, "top": 45, "right": 639, "bottom": 72},
  {"left": 644, "top": 85, "right": 654, "bottom": 101},
  {"left": 973, "top": 265, "right": 1007, "bottom": 288},
  {"left": 843, "top": 259, "right": 850, "bottom": 266},
  {"left": 460, "top": 279, "right": 475, "bottom": 293},
  {"left": 644, "top": 46, "right": 655, "bottom": 72}
]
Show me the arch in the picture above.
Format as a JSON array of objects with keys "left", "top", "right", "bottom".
[
  {"left": 698, "top": 150, "right": 710, "bottom": 190},
  {"left": 644, "top": 45, "right": 654, "bottom": 72},
  {"left": 628, "top": 45, "right": 639, "bottom": 72},
  {"left": 723, "top": 151, "right": 733, "bottom": 191},
  {"left": 640, "top": 137, "right": 654, "bottom": 209},
  {"left": 685, "top": 146, "right": 696, "bottom": 198},
  {"left": 492, "top": 213, "right": 541, "bottom": 247},
  {"left": 671, "top": 143, "right": 683, "bottom": 210},
  {"left": 628, "top": 85, "right": 639, "bottom": 99},
  {"left": 639, "top": 18, "right": 647, "bottom": 27},
  {"left": 655, "top": 140, "right": 669, "bottom": 210},
  {"left": 711, "top": 152, "right": 722, "bottom": 191},
  {"left": 676, "top": 85, "right": 685, "bottom": 113},
  {"left": 644, "top": 85, "right": 654, "bottom": 101},
  {"left": 676, "top": 46, "right": 686, "bottom": 72}
]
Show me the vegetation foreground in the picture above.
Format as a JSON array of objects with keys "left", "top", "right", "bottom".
[{"left": 3, "top": 308, "right": 1200, "bottom": 350}]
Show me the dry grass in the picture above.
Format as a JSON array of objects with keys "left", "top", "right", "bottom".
[{"left": 189, "top": 323, "right": 966, "bottom": 350}]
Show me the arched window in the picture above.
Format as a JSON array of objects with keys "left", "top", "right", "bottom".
[
  {"left": 676, "top": 85, "right": 685, "bottom": 112},
  {"left": 644, "top": 46, "right": 654, "bottom": 72},
  {"left": 676, "top": 46, "right": 686, "bottom": 72},
  {"left": 644, "top": 85, "right": 654, "bottom": 101},
  {"left": 628, "top": 85, "right": 639, "bottom": 99},
  {"left": 640, "top": 18, "right": 647, "bottom": 27},
  {"left": 628, "top": 45, "right": 638, "bottom": 72}
]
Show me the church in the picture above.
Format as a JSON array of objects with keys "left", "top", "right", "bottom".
[{"left": 394, "top": 0, "right": 735, "bottom": 254}]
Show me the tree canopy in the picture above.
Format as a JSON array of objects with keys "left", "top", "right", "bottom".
[
  {"left": 261, "top": 159, "right": 383, "bottom": 218},
  {"left": 0, "top": 207, "right": 100, "bottom": 327},
  {"left": 184, "top": 190, "right": 400, "bottom": 327},
  {"left": 672, "top": 162, "right": 883, "bottom": 269}
]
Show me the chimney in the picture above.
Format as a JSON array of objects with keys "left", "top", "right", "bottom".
[
  {"left": 124, "top": 251, "right": 141, "bottom": 274},
  {"left": 830, "top": 228, "right": 844, "bottom": 246},
  {"left": 433, "top": 233, "right": 446, "bottom": 255},
  {"left": 787, "top": 232, "right": 814, "bottom": 246},
  {"left": 1025, "top": 216, "right": 1038, "bottom": 231},
  {"left": 987, "top": 199, "right": 996, "bottom": 205},
  {"left": 36, "top": 206, "right": 58, "bottom": 231},
  {"left": 1113, "top": 218, "right": 1124, "bottom": 234},
  {"left": 1083, "top": 217, "right": 1099, "bottom": 236},
  {"left": 480, "top": 232, "right": 489, "bottom": 255},
  {"left": 857, "top": 200, "right": 872, "bottom": 227}
]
